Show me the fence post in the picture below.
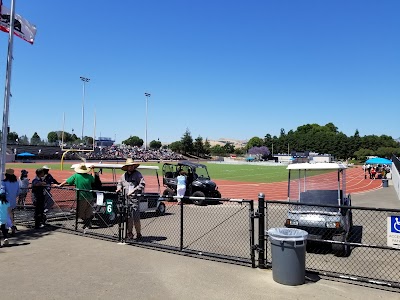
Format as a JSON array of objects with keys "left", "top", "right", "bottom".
[
  {"left": 249, "top": 200, "right": 256, "bottom": 268},
  {"left": 75, "top": 189, "right": 79, "bottom": 231},
  {"left": 258, "top": 193, "right": 266, "bottom": 269},
  {"left": 179, "top": 197, "right": 184, "bottom": 251},
  {"left": 117, "top": 191, "right": 124, "bottom": 242}
]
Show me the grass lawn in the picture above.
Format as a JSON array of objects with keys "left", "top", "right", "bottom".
[{"left": 7, "top": 161, "right": 289, "bottom": 183}]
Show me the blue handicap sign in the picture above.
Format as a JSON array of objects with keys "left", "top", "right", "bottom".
[{"left": 390, "top": 216, "right": 400, "bottom": 233}]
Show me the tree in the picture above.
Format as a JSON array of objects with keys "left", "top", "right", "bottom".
[
  {"left": 193, "top": 136, "right": 204, "bottom": 157},
  {"left": 31, "top": 132, "right": 41, "bottom": 145},
  {"left": 246, "top": 136, "right": 263, "bottom": 150},
  {"left": 7, "top": 131, "right": 18, "bottom": 143},
  {"left": 223, "top": 142, "right": 235, "bottom": 154},
  {"left": 203, "top": 139, "right": 211, "bottom": 156},
  {"left": 47, "top": 131, "right": 59, "bottom": 143},
  {"left": 169, "top": 141, "right": 183, "bottom": 153},
  {"left": 248, "top": 146, "right": 270, "bottom": 157},
  {"left": 180, "top": 128, "right": 193, "bottom": 155},
  {"left": 149, "top": 140, "right": 162, "bottom": 149},
  {"left": 210, "top": 145, "right": 226, "bottom": 156},
  {"left": 122, "top": 136, "right": 143, "bottom": 147},
  {"left": 19, "top": 135, "right": 29, "bottom": 145},
  {"left": 84, "top": 136, "right": 94, "bottom": 145}
]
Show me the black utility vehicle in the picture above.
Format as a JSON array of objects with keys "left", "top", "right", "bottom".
[{"left": 162, "top": 161, "right": 221, "bottom": 205}]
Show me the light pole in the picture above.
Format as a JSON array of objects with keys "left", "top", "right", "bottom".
[
  {"left": 80, "top": 76, "right": 90, "bottom": 141},
  {"left": 144, "top": 92, "right": 151, "bottom": 150}
]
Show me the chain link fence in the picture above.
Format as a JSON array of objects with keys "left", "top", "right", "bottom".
[
  {"left": 14, "top": 187, "right": 255, "bottom": 266},
  {"left": 261, "top": 199, "right": 400, "bottom": 288}
]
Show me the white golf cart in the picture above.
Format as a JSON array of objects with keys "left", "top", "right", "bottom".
[
  {"left": 284, "top": 162, "right": 353, "bottom": 257},
  {"left": 70, "top": 163, "right": 166, "bottom": 224}
]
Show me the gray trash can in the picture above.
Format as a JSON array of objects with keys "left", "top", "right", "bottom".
[
  {"left": 382, "top": 179, "right": 389, "bottom": 187},
  {"left": 267, "top": 228, "right": 308, "bottom": 286}
]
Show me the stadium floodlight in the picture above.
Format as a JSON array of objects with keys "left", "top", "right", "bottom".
[
  {"left": 80, "top": 76, "right": 90, "bottom": 141},
  {"left": 144, "top": 92, "right": 151, "bottom": 150}
]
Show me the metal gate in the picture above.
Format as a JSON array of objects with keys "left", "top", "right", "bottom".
[{"left": 256, "top": 194, "right": 400, "bottom": 288}]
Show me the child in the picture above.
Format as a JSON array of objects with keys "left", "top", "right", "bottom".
[
  {"left": 18, "top": 169, "right": 30, "bottom": 207},
  {"left": 176, "top": 170, "right": 187, "bottom": 203},
  {"left": 0, "top": 189, "right": 11, "bottom": 246}
]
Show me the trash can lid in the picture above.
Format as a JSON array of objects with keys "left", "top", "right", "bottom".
[{"left": 267, "top": 227, "right": 308, "bottom": 242}]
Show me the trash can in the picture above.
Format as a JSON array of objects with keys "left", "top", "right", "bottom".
[
  {"left": 267, "top": 228, "right": 308, "bottom": 286},
  {"left": 382, "top": 179, "right": 389, "bottom": 187}
]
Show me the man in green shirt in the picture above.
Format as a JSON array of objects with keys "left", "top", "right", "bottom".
[{"left": 58, "top": 163, "right": 95, "bottom": 232}]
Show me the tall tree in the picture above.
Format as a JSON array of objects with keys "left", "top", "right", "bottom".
[
  {"left": 204, "top": 138, "right": 211, "bottom": 156},
  {"left": 193, "top": 136, "right": 204, "bottom": 157},
  {"left": 31, "top": 132, "right": 41, "bottom": 145},
  {"left": 47, "top": 131, "right": 59, "bottom": 143},
  {"left": 181, "top": 128, "right": 193, "bottom": 155}
]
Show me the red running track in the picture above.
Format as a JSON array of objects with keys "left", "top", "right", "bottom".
[
  {"left": 10, "top": 165, "right": 382, "bottom": 201},
  {"left": 215, "top": 166, "right": 383, "bottom": 200}
]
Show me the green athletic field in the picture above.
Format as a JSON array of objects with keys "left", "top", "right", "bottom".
[{"left": 8, "top": 162, "right": 289, "bottom": 183}]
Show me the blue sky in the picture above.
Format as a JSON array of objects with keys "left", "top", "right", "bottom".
[{"left": 0, "top": 0, "right": 399, "bottom": 145}]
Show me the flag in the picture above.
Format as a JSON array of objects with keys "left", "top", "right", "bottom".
[{"left": 0, "top": 1, "right": 37, "bottom": 44}]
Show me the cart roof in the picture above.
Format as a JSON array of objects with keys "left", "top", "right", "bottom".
[
  {"left": 70, "top": 163, "right": 159, "bottom": 170},
  {"left": 286, "top": 162, "right": 347, "bottom": 170}
]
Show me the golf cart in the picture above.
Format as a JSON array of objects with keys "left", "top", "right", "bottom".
[
  {"left": 284, "top": 162, "right": 353, "bottom": 257},
  {"left": 162, "top": 161, "right": 221, "bottom": 205},
  {"left": 70, "top": 163, "right": 166, "bottom": 224}
]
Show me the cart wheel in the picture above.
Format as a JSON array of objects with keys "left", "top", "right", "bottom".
[
  {"left": 156, "top": 202, "right": 166, "bottom": 216},
  {"left": 332, "top": 233, "right": 350, "bottom": 257},
  {"left": 192, "top": 191, "right": 206, "bottom": 206},
  {"left": 162, "top": 188, "right": 175, "bottom": 201}
]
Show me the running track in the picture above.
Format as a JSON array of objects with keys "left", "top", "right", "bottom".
[{"left": 11, "top": 165, "right": 382, "bottom": 201}]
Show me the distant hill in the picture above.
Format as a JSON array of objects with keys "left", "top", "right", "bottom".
[{"left": 208, "top": 138, "right": 247, "bottom": 147}]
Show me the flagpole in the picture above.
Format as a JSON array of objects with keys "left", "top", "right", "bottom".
[{"left": 1, "top": 0, "right": 16, "bottom": 178}]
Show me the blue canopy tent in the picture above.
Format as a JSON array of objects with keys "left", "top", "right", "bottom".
[
  {"left": 365, "top": 157, "right": 392, "bottom": 165},
  {"left": 16, "top": 152, "right": 35, "bottom": 163},
  {"left": 17, "top": 152, "right": 35, "bottom": 157}
]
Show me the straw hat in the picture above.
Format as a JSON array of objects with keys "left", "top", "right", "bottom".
[
  {"left": 5, "top": 168, "right": 14, "bottom": 175},
  {"left": 74, "top": 163, "right": 91, "bottom": 174},
  {"left": 42, "top": 165, "right": 51, "bottom": 170},
  {"left": 121, "top": 158, "right": 140, "bottom": 171}
]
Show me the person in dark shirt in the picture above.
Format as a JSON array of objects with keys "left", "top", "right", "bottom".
[{"left": 32, "top": 168, "right": 47, "bottom": 229}]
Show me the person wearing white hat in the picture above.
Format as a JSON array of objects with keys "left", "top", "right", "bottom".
[
  {"left": 116, "top": 158, "right": 145, "bottom": 240},
  {"left": 58, "top": 163, "right": 95, "bottom": 232}
]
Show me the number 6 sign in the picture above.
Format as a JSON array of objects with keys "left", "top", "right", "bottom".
[{"left": 106, "top": 200, "right": 113, "bottom": 215}]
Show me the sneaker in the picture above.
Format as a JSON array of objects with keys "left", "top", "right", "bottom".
[
  {"left": 3, "top": 239, "right": 9, "bottom": 246},
  {"left": 135, "top": 233, "right": 143, "bottom": 241}
]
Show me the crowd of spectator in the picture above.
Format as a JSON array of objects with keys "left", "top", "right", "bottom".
[{"left": 65, "top": 145, "right": 184, "bottom": 162}]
